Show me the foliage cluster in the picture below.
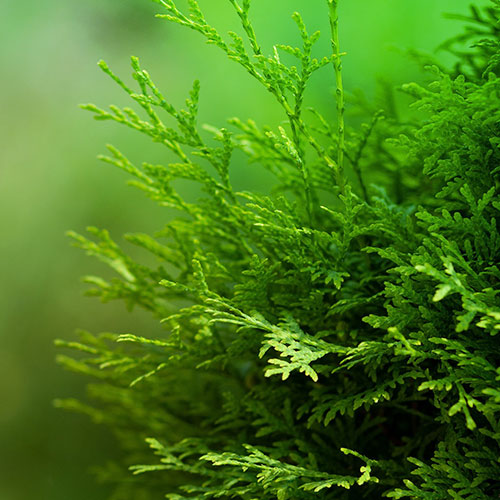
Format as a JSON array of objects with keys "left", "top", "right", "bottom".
[{"left": 57, "top": 1, "right": 500, "bottom": 498}]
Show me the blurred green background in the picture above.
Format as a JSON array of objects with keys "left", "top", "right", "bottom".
[{"left": 0, "top": 1, "right": 485, "bottom": 498}]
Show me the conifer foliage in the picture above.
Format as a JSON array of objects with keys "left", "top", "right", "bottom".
[{"left": 58, "top": 1, "right": 500, "bottom": 498}]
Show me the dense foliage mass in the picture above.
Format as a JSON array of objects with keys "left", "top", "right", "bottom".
[{"left": 58, "top": 1, "right": 500, "bottom": 498}]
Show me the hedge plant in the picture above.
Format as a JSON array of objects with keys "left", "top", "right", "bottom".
[{"left": 57, "top": 1, "right": 500, "bottom": 498}]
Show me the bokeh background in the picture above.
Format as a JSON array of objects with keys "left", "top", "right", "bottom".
[{"left": 0, "top": 1, "right": 487, "bottom": 498}]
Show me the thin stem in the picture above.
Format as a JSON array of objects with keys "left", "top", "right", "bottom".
[
  {"left": 349, "top": 111, "right": 383, "bottom": 203},
  {"left": 289, "top": 117, "right": 314, "bottom": 227},
  {"left": 327, "top": 0, "right": 346, "bottom": 196}
]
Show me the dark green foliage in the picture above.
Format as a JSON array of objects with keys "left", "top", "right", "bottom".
[{"left": 57, "top": 1, "right": 500, "bottom": 498}]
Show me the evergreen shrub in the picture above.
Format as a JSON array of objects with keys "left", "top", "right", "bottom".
[{"left": 57, "top": 1, "right": 500, "bottom": 498}]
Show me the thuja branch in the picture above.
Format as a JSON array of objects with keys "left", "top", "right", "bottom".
[
  {"left": 327, "top": 0, "right": 346, "bottom": 196},
  {"left": 156, "top": 0, "right": 341, "bottom": 201},
  {"left": 62, "top": 1, "right": 500, "bottom": 499}
]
